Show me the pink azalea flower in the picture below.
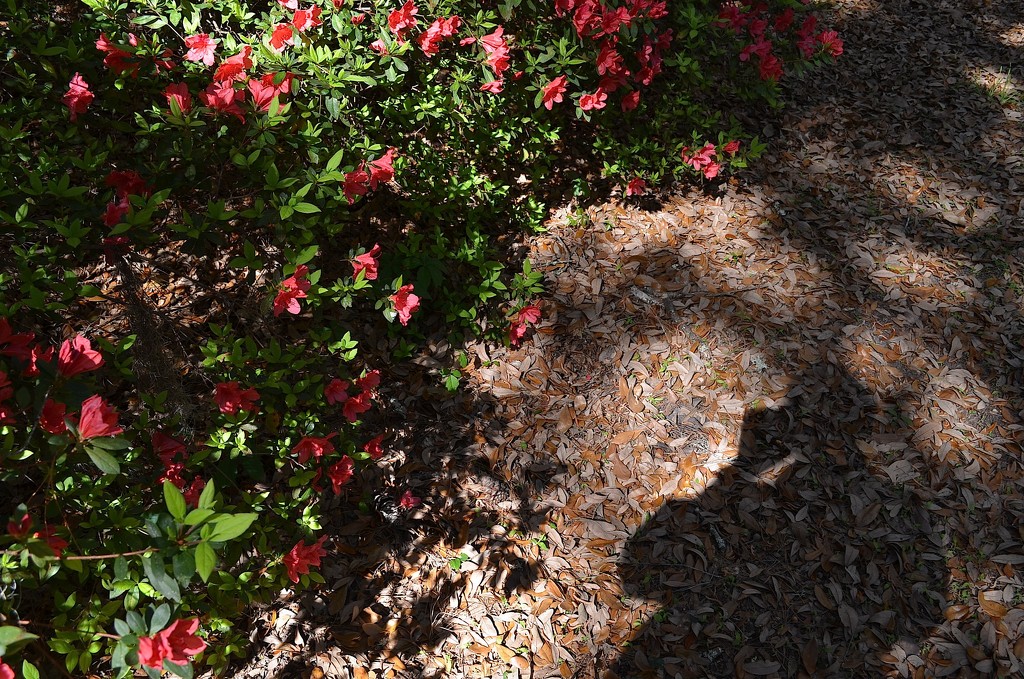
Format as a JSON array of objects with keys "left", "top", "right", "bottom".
[
  {"left": 152, "top": 430, "right": 187, "bottom": 465},
  {"left": 390, "top": 284, "right": 420, "bottom": 326},
  {"left": 388, "top": 0, "right": 419, "bottom": 40},
  {"left": 184, "top": 34, "right": 218, "bottom": 66}
]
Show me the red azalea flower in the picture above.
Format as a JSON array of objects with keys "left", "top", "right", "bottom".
[
  {"left": 355, "top": 369, "right": 380, "bottom": 392},
  {"left": 324, "top": 378, "right": 349, "bottom": 404},
  {"left": 279, "top": 0, "right": 298, "bottom": 8},
  {"left": 22, "top": 343, "right": 54, "bottom": 377},
  {"left": 32, "top": 527, "right": 69, "bottom": 558},
  {"left": 164, "top": 82, "right": 193, "bottom": 114},
  {"left": 63, "top": 73, "right": 94, "bottom": 121},
  {"left": 269, "top": 23, "right": 295, "bottom": 52},
  {"left": 214, "top": 381, "right": 260, "bottom": 415},
  {"left": 184, "top": 33, "right": 217, "bottom": 66},
  {"left": 541, "top": 75, "right": 567, "bottom": 110},
  {"left": 388, "top": 0, "right": 418, "bottom": 40},
  {"left": 510, "top": 303, "right": 541, "bottom": 346},
  {"left": 343, "top": 165, "right": 370, "bottom": 203},
  {"left": 398, "top": 490, "right": 421, "bottom": 509},
  {"left": 213, "top": 46, "right": 253, "bottom": 82},
  {"left": 328, "top": 455, "right": 354, "bottom": 493},
  {"left": 0, "top": 319, "right": 34, "bottom": 359},
  {"left": 343, "top": 390, "right": 372, "bottom": 422},
  {"left": 261, "top": 71, "right": 295, "bottom": 96},
  {"left": 161, "top": 462, "right": 186, "bottom": 488},
  {"left": 40, "top": 399, "right": 68, "bottom": 435},
  {"left": 77, "top": 395, "right": 123, "bottom": 439},
  {"left": 200, "top": 81, "right": 246, "bottom": 122},
  {"left": 7, "top": 513, "right": 31, "bottom": 540},
  {"left": 283, "top": 536, "right": 328, "bottom": 583},
  {"left": 625, "top": 177, "right": 647, "bottom": 197},
  {"left": 292, "top": 6, "right": 323, "bottom": 32},
  {"left": 58, "top": 335, "right": 104, "bottom": 377},
  {"left": 390, "top": 284, "right": 420, "bottom": 326},
  {"left": 106, "top": 169, "right": 151, "bottom": 198},
  {"left": 1, "top": 658, "right": 15, "bottom": 679},
  {"left": 273, "top": 265, "right": 310, "bottom": 316},
  {"left": 817, "top": 30, "right": 843, "bottom": 57},
  {"left": 138, "top": 618, "right": 207, "bottom": 669},
  {"left": 722, "top": 140, "right": 741, "bottom": 155},
  {"left": 292, "top": 434, "right": 336, "bottom": 464},
  {"left": 247, "top": 79, "right": 278, "bottom": 112},
  {"left": 96, "top": 33, "right": 138, "bottom": 76},
  {"left": 183, "top": 477, "right": 205, "bottom": 506},
  {"left": 152, "top": 430, "right": 187, "bottom": 465},
  {"left": 351, "top": 13, "right": 367, "bottom": 25},
  {"left": 368, "top": 148, "right": 398, "bottom": 190},
  {"left": 480, "top": 79, "right": 504, "bottom": 94},
  {"left": 480, "top": 26, "right": 510, "bottom": 77},
  {"left": 579, "top": 88, "right": 607, "bottom": 111},
  {"left": 352, "top": 243, "right": 381, "bottom": 280},
  {"left": 364, "top": 433, "right": 385, "bottom": 460}
]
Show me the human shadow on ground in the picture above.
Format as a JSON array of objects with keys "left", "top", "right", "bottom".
[{"left": 614, "top": 367, "right": 947, "bottom": 678}]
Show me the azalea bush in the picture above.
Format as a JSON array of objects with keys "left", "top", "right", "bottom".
[{"left": 0, "top": 0, "right": 840, "bottom": 676}]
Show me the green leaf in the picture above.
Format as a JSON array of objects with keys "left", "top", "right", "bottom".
[
  {"left": 141, "top": 555, "right": 181, "bottom": 602},
  {"left": 294, "top": 245, "right": 318, "bottom": 265},
  {"left": 325, "top": 148, "right": 344, "bottom": 172},
  {"left": 195, "top": 542, "right": 216, "bottom": 583},
  {"left": 22, "top": 660, "right": 41, "bottom": 679},
  {"left": 163, "top": 481, "right": 186, "bottom": 522},
  {"left": 183, "top": 508, "right": 214, "bottom": 526},
  {"left": 205, "top": 513, "right": 257, "bottom": 542},
  {"left": 0, "top": 626, "right": 38, "bottom": 656},
  {"left": 149, "top": 603, "right": 171, "bottom": 634},
  {"left": 198, "top": 478, "right": 216, "bottom": 509},
  {"left": 89, "top": 436, "right": 131, "bottom": 451},
  {"left": 292, "top": 202, "right": 320, "bottom": 214},
  {"left": 85, "top": 446, "right": 120, "bottom": 475}
]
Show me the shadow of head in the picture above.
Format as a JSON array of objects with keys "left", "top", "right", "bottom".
[{"left": 612, "top": 379, "right": 948, "bottom": 678}]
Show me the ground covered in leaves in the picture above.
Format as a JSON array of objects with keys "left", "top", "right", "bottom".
[{"left": 230, "top": 0, "right": 1024, "bottom": 677}]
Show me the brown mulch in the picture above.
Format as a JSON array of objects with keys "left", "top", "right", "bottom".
[{"left": 235, "top": 1, "right": 1024, "bottom": 678}]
